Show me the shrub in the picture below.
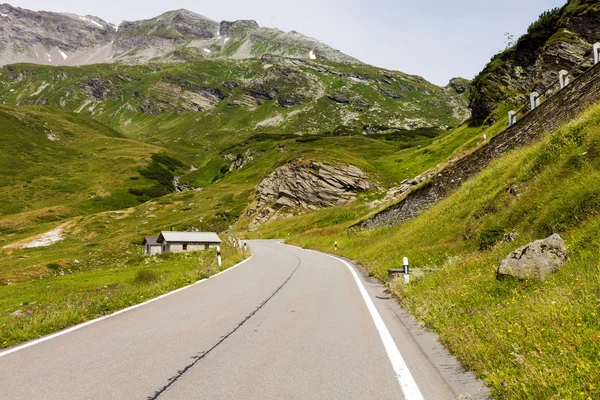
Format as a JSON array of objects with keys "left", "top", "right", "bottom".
[
  {"left": 46, "top": 263, "right": 61, "bottom": 270},
  {"left": 133, "top": 268, "right": 160, "bottom": 284},
  {"left": 151, "top": 153, "right": 185, "bottom": 171},
  {"left": 138, "top": 162, "right": 175, "bottom": 190},
  {"left": 479, "top": 223, "right": 505, "bottom": 250},
  {"left": 527, "top": 8, "right": 561, "bottom": 42},
  {"left": 129, "top": 184, "right": 171, "bottom": 199}
]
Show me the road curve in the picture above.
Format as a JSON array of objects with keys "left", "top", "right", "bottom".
[{"left": 0, "top": 240, "right": 488, "bottom": 399}]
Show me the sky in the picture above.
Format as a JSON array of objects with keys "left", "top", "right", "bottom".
[{"left": 6, "top": 0, "right": 567, "bottom": 85}]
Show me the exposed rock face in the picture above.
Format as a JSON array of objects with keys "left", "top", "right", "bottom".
[
  {"left": 470, "top": 2, "right": 600, "bottom": 125},
  {"left": 446, "top": 78, "right": 472, "bottom": 96},
  {"left": 0, "top": 3, "right": 116, "bottom": 67},
  {"left": 496, "top": 234, "right": 568, "bottom": 280},
  {"left": 139, "top": 82, "right": 225, "bottom": 114},
  {"left": 115, "top": 10, "right": 219, "bottom": 57},
  {"left": 247, "top": 161, "right": 371, "bottom": 229},
  {"left": 219, "top": 20, "right": 259, "bottom": 38},
  {"left": 223, "top": 150, "right": 254, "bottom": 171}
]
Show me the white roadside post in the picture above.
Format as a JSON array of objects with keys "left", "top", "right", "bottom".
[
  {"left": 244, "top": 240, "right": 247, "bottom": 252},
  {"left": 403, "top": 257, "right": 410, "bottom": 284},
  {"left": 530, "top": 92, "right": 540, "bottom": 111},
  {"left": 559, "top": 70, "right": 570, "bottom": 89},
  {"left": 217, "top": 245, "right": 222, "bottom": 268},
  {"left": 594, "top": 42, "right": 600, "bottom": 65},
  {"left": 335, "top": 241, "right": 338, "bottom": 251},
  {"left": 508, "top": 110, "right": 517, "bottom": 127}
]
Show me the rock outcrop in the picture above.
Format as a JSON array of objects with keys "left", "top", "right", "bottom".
[
  {"left": 358, "top": 59, "right": 600, "bottom": 229},
  {"left": 470, "top": 1, "right": 600, "bottom": 125},
  {"left": 496, "top": 234, "right": 568, "bottom": 280},
  {"left": 247, "top": 161, "right": 371, "bottom": 229}
]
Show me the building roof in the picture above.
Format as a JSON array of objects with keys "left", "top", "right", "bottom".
[
  {"left": 157, "top": 232, "right": 222, "bottom": 244},
  {"left": 143, "top": 236, "right": 160, "bottom": 245}
]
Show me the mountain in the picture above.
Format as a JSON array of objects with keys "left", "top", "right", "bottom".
[
  {"left": 470, "top": 0, "right": 600, "bottom": 125},
  {"left": 1, "top": 2, "right": 600, "bottom": 398},
  {"left": 0, "top": 4, "right": 359, "bottom": 66},
  {"left": 0, "top": 57, "right": 469, "bottom": 136}
]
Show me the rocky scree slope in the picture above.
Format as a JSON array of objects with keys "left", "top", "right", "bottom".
[
  {"left": 0, "top": 3, "right": 116, "bottom": 66},
  {"left": 470, "top": 0, "right": 600, "bottom": 125},
  {"left": 0, "top": 4, "right": 359, "bottom": 67}
]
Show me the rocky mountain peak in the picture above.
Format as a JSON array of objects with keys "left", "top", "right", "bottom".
[
  {"left": 157, "top": 9, "right": 215, "bottom": 23},
  {"left": 0, "top": 3, "right": 360, "bottom": 66},
  {"left": 219, "top": 20, "right": 260, "bottom": 37}
]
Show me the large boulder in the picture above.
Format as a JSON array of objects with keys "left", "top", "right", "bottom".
[{"left": 496, "top": 234, "right": 568, "bottom": 280}]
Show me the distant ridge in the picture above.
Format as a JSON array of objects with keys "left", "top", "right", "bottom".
[{"left": 0, "top": 4, "right": 360, "bottom": 67}]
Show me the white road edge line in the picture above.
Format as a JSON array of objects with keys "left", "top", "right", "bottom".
[
  {"left": 0, "top": 256, "right": 253, "bottom": 358},
  {"left": 281, "top": 243, "right": 424, "bottom": 400}
]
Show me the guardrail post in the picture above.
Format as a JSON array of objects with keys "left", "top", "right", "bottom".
[
  {"left": 217, "top": 245, "right": 222, "bottom": 267},
  {"left": 403, "top": 257, "right": 410, "bottom": 284},
  {"left": 530, "top": 92, "right": 540, "bottom": 111},
  {"left": 559, "top": 70, "right": 569, "bottom": 89},
  {"left": 508, "top": 110, "right": 517, "bottom": 127},
  {"left": 594, "top": 43, "right": 600, "bottom": 65}
]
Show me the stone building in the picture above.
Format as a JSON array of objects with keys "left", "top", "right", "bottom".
[
  {"left": 155, "top": 231, "right": 221, "bottom": 254},
  {"left": 143, "top": 236, "right": 162, "bottom": 256}
]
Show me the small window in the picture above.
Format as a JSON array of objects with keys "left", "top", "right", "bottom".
[{"left": 183, "top": 244, "right": 188, "bottom": 251}]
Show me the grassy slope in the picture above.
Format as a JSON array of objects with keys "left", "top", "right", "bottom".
[
  {"left": 280, "top": 104, "right": 600, "bottom": 399},
  {"left": 0, "top": 242, "right": 248, "bottom": 349},
  {"left": 0, "top": 97, "right": 477, "bottom": 347},
  {"left": 0, "top": 106, "right": 168, "bottom": 242},
  {"left": 0, "top": 60, "right": 466, "bottom": 139}
]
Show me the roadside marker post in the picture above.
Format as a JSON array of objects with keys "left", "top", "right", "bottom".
[
  {"left": 530, "top": 92, "right": 540, "bottom": 111},
  {"left": 335, "top": 241, "right": 338, "bottom": 251},
  {"left": 508, "top": 110, "right": 517, "bottom": 127},
  {"left": 559, "top": 70, "right": 570, "bottom": 89},
  {"left": 217, "top": 245, "right": 222, "bottom": 268},
  {"left": 244, "top": 240, "right": 247, "bottom": 252},
  {"left": 403, "top": 257, "right": 410, "bottom": 284},
  {"left": 594, "top": 43, "right": 600, "bottom": 65}
]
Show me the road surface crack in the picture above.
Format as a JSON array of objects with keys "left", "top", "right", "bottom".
[{"left": 147, "top": 250, "right": 301, "bottom": 399}]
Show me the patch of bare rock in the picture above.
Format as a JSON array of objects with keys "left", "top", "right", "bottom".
[
  {"left": 246, "top": 160, "right": 371, "bottom": 230},
  {"left": 496, "top": 234, "right": 569, "bottom": 281}
]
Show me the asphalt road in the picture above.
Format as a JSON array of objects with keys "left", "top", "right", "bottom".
[{"left": 0, "top": 241, "right": 488, "bottom": 399}]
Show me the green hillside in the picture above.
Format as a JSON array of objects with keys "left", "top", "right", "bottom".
[
  {"left": 280, "top": 102, "right": 600, "bottom": 399},
  {"left": 0, "top": 106, "right": 169, "bottom": 241}
]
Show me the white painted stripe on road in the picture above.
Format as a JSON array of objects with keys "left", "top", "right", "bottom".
[
  {"left": 0, "top": 256, "right": 253, "bottom": 358},
  {"left": 283, "top": 244, "right": 424, "bottom": 400}
]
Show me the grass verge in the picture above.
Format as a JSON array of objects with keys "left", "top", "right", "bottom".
[
  {"left": 0, "top": 243, "right": 248, "bottom": 349},
  {"left": 280, "top": 104, "right": 600, "bottom": 398}
]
